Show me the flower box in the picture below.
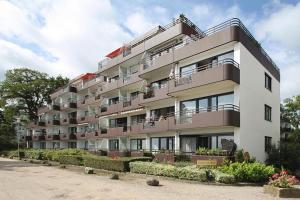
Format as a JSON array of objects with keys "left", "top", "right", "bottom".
[{"left": 263, "top": 185, "right": 300, "bottom": 198}]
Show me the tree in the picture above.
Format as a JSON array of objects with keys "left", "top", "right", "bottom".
[
  {"left": 0, "top": 68, "right": 69, "bottom": 120},
  {"left": 266, "top": 129, "right": 300, "bottom": 173},
  {"left": 282, "top": 96, "right": 300, "bottom": 129},
  {"left": 0, "top": 106, "right": 17, "bottom": 151}
]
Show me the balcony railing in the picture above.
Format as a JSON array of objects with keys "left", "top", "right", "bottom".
[
  {"left": 142, "top": 18, "right": 279, "bottom": 74},
  {"left": 174, "top": 58, "right": 239, "bottom": 86}
]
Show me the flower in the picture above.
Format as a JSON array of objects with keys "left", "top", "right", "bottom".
[
  {"left": 272, "top": 173, "right": 280, "bottom": 180},
  {"left": 280, "top": 170, "right": 289, "bottom": 176}
]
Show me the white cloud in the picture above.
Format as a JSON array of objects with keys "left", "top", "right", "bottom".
[
  {"left": 0, "top": 0, "right": 132, "bottom": 79},
  {"left": 254, "top": 2, "right": 300, "bottom": 99}
]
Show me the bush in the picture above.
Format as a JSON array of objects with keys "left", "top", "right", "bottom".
[
  {"left": 24, "top": 149, "right": 45, "bottom": 160},
  {"left": 129, "top": 162, "right": 207, "bottom": 182},
  {"left": 220, "top": 162, "right": 275, "bottom": 183},
  {"left": 57, "top": 155, "right": 84, "bottom": 166},
  {"left": 211, "top": 170, "right": 236, "bottom": 184},
  {"left": 84, "top": 156, "right": 151, "bottom": 172},
  {"left": 176, "top": 165, "right": 207, "bottom": 181},
  {"left": 173, "top": 161, "right": 193, "bottom": 168}
]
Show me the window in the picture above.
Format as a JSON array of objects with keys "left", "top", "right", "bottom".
[
  {"left": 150, "top": 137, "right": 174, "bottom": 151},
  {"left": 109, "top": 139, "right": 119, "bottom": 151},
  {"left": 265, "top": 104, "right": 272, "bottom": 121},
  {"left": 109, "top": 97, "right": 119, "bottom": 105},
  {"left": 180, "top": 64, "right": 196, "bottom": 78},
  {"left": 130, "top": 91, "right": 139, "bottom": 100},
  {"left": 130, "top": 139, "right": 146, "bottom": 151},
  {"left": 265, "top": 73, "right": 272, "bottom": 91},
  {"left": 131, "top": 114, "right": 146, "bottom": 125},
  {"left": 265, "top": 136, "right": 272, "bottom": 152}
]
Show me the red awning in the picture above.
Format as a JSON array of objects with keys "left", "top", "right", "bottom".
[
  {"left": 106, "top": 47, "right": 122, "bottom": 58},
  {"left": 80, "top": 73, "right": 96, "bottom": 80}
]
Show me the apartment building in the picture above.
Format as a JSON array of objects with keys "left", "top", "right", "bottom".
[{"left": 25, "top": 15, "right": 280, "bottom": 161}]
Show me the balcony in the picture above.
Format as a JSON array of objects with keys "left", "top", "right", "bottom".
[
  {"left": 168, "top": 104, "right": 240, "bottom": 130},
  {"left": 77, "top": 116, "right": 89, "bottom": 124},
  {"left": 118, "top": 70, "right": 141, "bottom": 87},
  {"left": 60, "top": 133, "right": 77, "bottom": 141},
  {"left": 118, "top": 96, "right": 142, "bottom": 112},
  {"left": 61, "top": 102, "right": 77, "bottom": 110},
  {"left": 68, "top": 86, "right": 77, "bottom": 93},
  {"left": 86, "top": 130, "right": 100, "bottom": 139},
  {"left": 47, "top": 119, "right": 60, "bottom": 126},
  {"left": 33, "top": 135, "right": 46, "bottom": 141},
  {"left": 76, "top": 132, "right": 86, "bottom": 140},
  {"left": 79, "top": 76, "right": 106, "bottom": 91},
  {"left": 130, "top": 123, "right": 143, "bottom": 134},
  {"left": 107, "top": 125, "right": 130, "bottom": 137},
  {"left": 45, "top": 134, "right": 60, "bottom": 141},
  {"left": 98, "top": 103, "right": 118, "bottom": 116},
  {"left": 140, "top": 86, "right": 171, "bottom": 105},
  {"left": 141, "top": 118, "right": 169, "bottom": 134},
  {"left": 169, "top": 59, "right": 240, "bottom": 96},
  {"left": 60, "top": 118, "right": 77, "bottom": 125}
]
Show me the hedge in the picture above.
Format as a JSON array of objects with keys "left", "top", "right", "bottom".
[
  {"left": 57, "top": 155, "right": 84, "bottom": 166},
  {"left": 210, "top": 170, "right": 236, "bottom": 184},
  {"left": 84, "top": 156, "right": 152, "bottom": 172},
  {"left": 129, "top": 162, "right": 208, "bottom": 182}
]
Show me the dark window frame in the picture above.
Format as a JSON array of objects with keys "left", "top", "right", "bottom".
[
  {"left": 265, "top": 136, "right": 272, "bottom": 152},
  {"left": 109, "top": 139, "right": 119, "bottom": 151},
  {"left": 265, "top": 73, "right": 272, "bottom": 91},
  {"left": 265, "top": 104, "right": 272, "bottom": 122},
  {"left": 150, "top": 137, "right": 175, "bottom": 151},
  {"left": 130, "top": 139, "right": 146, "bottom": 151}
]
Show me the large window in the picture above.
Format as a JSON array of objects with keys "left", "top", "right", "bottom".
[
  {"left": 109, "top": 139, "right": 119, "bottom": 151},
  {"left": 180, "top": 64, "right": 196, "bottom": 77},
  {"left": 265, "top": 104, "right": 272, "bottom": 121},
  {"left": 265, "top": 136, "right": 272, "bottom": 152},
  {"left": 150, "top": 78, "right": 168, "bottom": 89},
  {"left": 180, "top": 92, "right": 234, "bottom": 113},
  {"left": 150, "top": 106, "right": 174, "bottom": 120},
  {"left": 265, "top": 73, "right": 272, "bottom": 91},
  {"left": 130, "top": 139, "right": 146, "bottom": 151},
  {"left": 150, "top": 137, "right": 174, "bottom": 151},
  {"left": 131, "top": 114, "right": 146, "bottom": 125}
]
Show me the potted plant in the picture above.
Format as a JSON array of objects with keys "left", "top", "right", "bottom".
[{"left": 264, "top": 170, "right": 300, "bottom": 198}]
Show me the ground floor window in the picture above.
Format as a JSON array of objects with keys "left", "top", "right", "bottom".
[
  {"left": 52, "top": 142, "right": 60, "bottom": 149},
  {"left": 130, "top": 139, "right": 146, "bottom": 151},
  {"left": 109, "top": 139, "right": 119, "bottom": 151},
  {"left": 68, "top": 142, "right": 77, "bottom": 149},
  {"left": 150, "top": 137, "right": 174, "bottom": 151},
  {"left": 180, "top": 133, "right": 234, "bottom": 153},
  {"left": 265, "top": 136, "right": 272, "bottom": 152},
  {"left": 39, "top": 142, "right": 46, "bottom": 149}
]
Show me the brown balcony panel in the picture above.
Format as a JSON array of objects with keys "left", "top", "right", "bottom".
[
  {"left": 32, "top": 135, "right": 39, "bottom": 141},
  {"left": 169, "top": 110, "right": 240, "bottom": 130},
  {"left": 140, "top": 87, "right": 171, "bottom": 104},
  {"left": 169, "top": 63, "right": 240, "bottom": 95},
  {"left": 130, "top": 124, "right": 143, "bottom": 134},
  {"left": 142, "top": 120, "right": 169, "bottom": 133},
  {"left": 77, "top": 116, "right": 88, "bottom": 124},
  {"left": 76, "top": 133, "right": 86, "bottom": 140},
  {"left": 47, "top": 119, "right": 60, "bottom": 126},
  {"left": 118, "top": 71, "right": 141, "bottom": 87},
  {"left": 100, "top": 82, "right": 119, "bottom": 94},
  {"left": 119, "top": 97, "right": 142, "bottom": 112},
  {"left": 86, "top": 131, "right": 100, "bottom": 139},
  {"left": 38, "top": 135, "right": 45, "bottom": 141},
  {"left": 107, "top": 126, "right": 129, "bottom": 137},
  {"left": 99, "top": 104, "right": 118, "bottom": 116},
  {"left": 46, "top": 135, "right": 60, "bottom": 141},
  {"left": 60, "top": 133, "right": 77, "bottom": 140}
]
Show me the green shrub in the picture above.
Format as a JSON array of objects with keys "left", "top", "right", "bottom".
[
  {"left": 173, "top": 161, "right": 193, "bottom": 168},
  {"left": 176, "top": 165, "right": 207, "bottom": 181},
  {"left": 57, "top": 155, "right": 84, "bottom": 166},
  {"left": 84, "top": 156, "right": 151, "bottom": 172},
  {"left": 220, "top": 162, "right": 274, "bottom": 183},
  {"left": 129, "top": 162, "right": 207, "bottom": 182},
  {"left": 211, "top": 170, "right": 236, "bottom": 184},
  {"left": 24, "top": 149, "right": 45, "bottom": 160}
]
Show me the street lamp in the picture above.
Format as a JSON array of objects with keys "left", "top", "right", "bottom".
[{"left": 16, "top": 117, "right": 21, "bottom": 158}]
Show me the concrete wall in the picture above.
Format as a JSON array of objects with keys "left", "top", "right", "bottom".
[{"left": 234, "top": 42, "right": 280, "bottom": 162}]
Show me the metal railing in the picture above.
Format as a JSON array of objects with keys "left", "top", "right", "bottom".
[{"left": 174, "top": 58, "right": 239, "bottom": 86}]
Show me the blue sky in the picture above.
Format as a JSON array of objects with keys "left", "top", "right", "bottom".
[{"left": 0, "top": 0, "right": 300, "bottom": 98}]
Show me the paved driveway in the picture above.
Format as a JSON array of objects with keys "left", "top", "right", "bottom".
[{"left": 0, "top": 158, "right": 284, "bottom": 200}]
